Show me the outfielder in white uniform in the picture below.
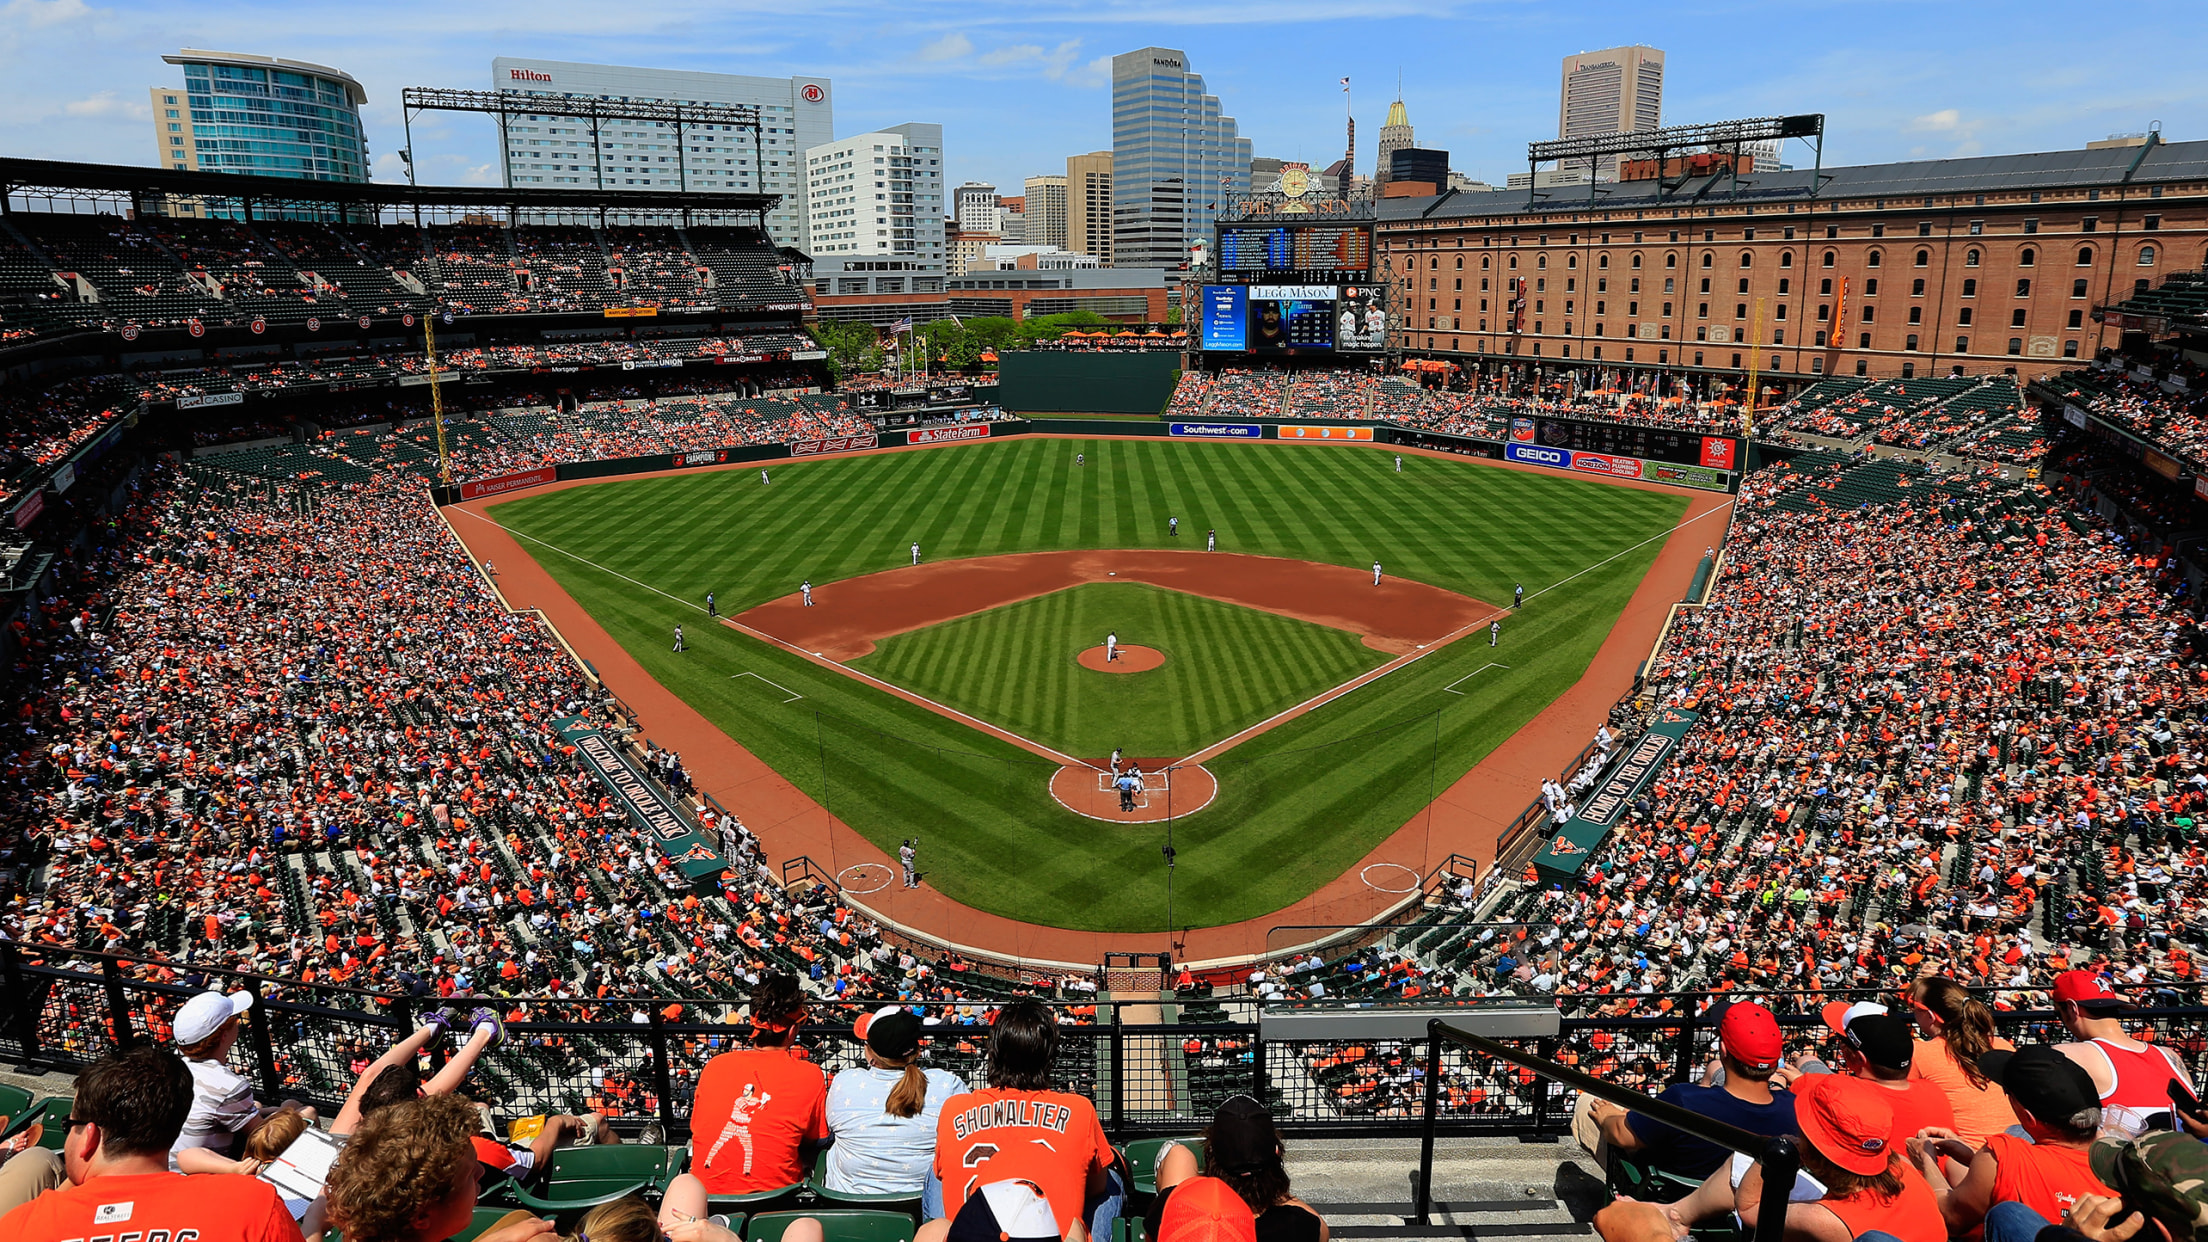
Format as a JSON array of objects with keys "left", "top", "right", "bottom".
[
  {"left": 760, "top": 469, "right": 770, "bottom": 485},
  {"left": 910, "top": 542, "right": 920, "bottom": 565},
  {"left": 800, "top": 580, "right": 814, "bottom": 607}
]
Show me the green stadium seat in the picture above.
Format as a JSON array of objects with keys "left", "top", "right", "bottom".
[
  {"left": 452, "top": 1206, "right": 538, "bottom": 1242},
  {"left": 705, "top": 1183, "right": 808, "bottom": 1221},
  {"left": 1122, "top": 1137, "right": 1204, "bottom": 1196},
  {"left": 807, "top": 1150, "right": 922, "bottom": 1219},
  {"left": 747, "top": 1209, "right": 916, "bottom": 1242},
  {"left": 508, "top": 1144, "right": 683, "bottom": 1216},
  {"left": 0, "top": 1085, "right": 33, "bottom": 1129},
  {"left": 32, "top": 1096, "right": 72, "bottom": 1150}
]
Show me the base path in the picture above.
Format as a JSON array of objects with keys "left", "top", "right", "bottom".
[
  {"left": 1049, "top": 760, "right": 1218, "bottom": 822},
  {"left": 445, "top": 436, "right": 1731, "bottom": 967},
  {"left": 735, "top": 550, "right": 1487, "bottom": 660},
  {"left": 1079, "top": 645, "right": 1164, "bottom": 673}
]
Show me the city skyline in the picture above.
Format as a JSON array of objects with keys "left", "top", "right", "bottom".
[{"left": 5, "top": 0, "right": 2205, "bottom": 217}]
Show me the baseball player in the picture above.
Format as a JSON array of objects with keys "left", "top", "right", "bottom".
[
  {"left": 1110, "top": 746, "right": 1123, "bottom": 772},
  {"left": 706, "top": 591, "right": 716, "bottom": 617},
  {"left": 800, "top": 580, "right": 814, "bottom": 607},
  {"left": 1372, "top": 560, "right": 1382, "bottom": 586},
  {"left": 1490, "top": 620, "right": 1500, "bottom": 646},
  {"left": 1076, "top": 452, "right": 1085, "bottom": 466},
  {"left": 1168, "top": 516, "right": 1179, "bottom": 537},
  {"left": 673, "top": 624, "right": 684, "bottom": 653},
  {"left": 898, "top": 839, "right": 917, "bottom": 888},
  {"left": 910, "top": 541, "right": 920, "bottom": 566},
  {"left": 1514, "top": 583, "right": 1524, "bottom": 608},
  {"left": 1395, "top": 454, "right": 1403, "bottom": 472},
  {"left": 760, "top": 469, "right": 770, "bottom": 485},
  {"left": 483, "top": 560, "right": 495, "bottom": 577},
  {"left": 1106, "top": 630, "right": 1119, "bottom": 662},
  {"left": 1206, "top": 528, "right": 1216, "bottom": 552}
]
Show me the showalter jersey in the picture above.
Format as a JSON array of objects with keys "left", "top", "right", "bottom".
[{"left": 935, "top": 1088, "right": 1110, "bottom": 1236}]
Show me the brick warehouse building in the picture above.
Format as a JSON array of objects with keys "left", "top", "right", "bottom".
[{"left": 1374, "top": 137, "right": 2208, "bottom": 386}]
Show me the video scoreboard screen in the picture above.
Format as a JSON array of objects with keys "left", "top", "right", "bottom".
[
  {"left": 1217, "top": 224, "right": 1371, "bottom": 280},
  {"left": 1201, "top": 284, "right": 1387, "bottom": 354}
]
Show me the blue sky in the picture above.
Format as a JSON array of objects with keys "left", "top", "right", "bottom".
[{"left": 4, "top": 0, "right": 2204, "bottom": 199}]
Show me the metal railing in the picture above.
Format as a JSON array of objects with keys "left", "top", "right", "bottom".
[{"left": 1418, "top": 1017, "right": 1797, "bottom": 1241}]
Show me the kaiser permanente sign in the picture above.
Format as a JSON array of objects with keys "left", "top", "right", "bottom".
[
  {"left": 1532, "top": 707, "right": 1699, "bottom": 884},
  {"left": 554, "top": 716, "right": 728, "bottom": 888}
]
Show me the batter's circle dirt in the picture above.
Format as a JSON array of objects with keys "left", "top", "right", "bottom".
[
  {"left": 1078, "top": 644, "right": 1164, "bottom": 673},
  {"left": 1049, "top": 762, "right": 1218, "bottom": 823}
]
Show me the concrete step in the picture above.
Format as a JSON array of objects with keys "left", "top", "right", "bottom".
[{"left": 1285, "top": 1137, "right": 1602, "bottom": 1242}]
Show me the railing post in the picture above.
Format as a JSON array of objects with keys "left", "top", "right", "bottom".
[
  {"left": 1250, "top": 1022, "right": 1268, "bottom": 1106},
  {"left": 1, "top": 943, "right": 40, "bottom": 1070},
  {"left": 243, "top": 981, "right": 285, "bottom": 1103},
  {"left": 1675, "top": 1005, "right": 1702, "bottom": 1082},
  {"left": 1109, "top": 1006, "right": 1127, "bottom": 1139},
  {"left": 647, "top": 1009, "right": 678, "bottom": 1133},
  {"left": 1752, "top": 1136, "right": 1798, "bottom": 1242},
  {"left": 1415, "top": 1018, "right": 1444, "bottom": 1227},
  {"left": 101, "top": 957, "right": 137, "bottom": 1051},
  {"left": 1529, "top": 1037, "right": 1558, "bottom": 1138}
]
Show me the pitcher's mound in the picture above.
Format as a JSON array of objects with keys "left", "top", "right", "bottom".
[{"left": 1078, "top": 644, "right": 1164, "bottom": 673}]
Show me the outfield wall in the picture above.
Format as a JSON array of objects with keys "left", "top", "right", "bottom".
[{"left": 995, "top": 351, "right": 1182, "bottom": 414}]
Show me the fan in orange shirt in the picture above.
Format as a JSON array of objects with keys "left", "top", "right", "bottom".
[
  {"left": 933, "top": 1000, "right": 1116, "bottom": 1240},
  {"left": 658, "top": 974, "right": 827, "bottom": 1233}
]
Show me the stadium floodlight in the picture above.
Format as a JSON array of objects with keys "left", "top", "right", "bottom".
[
  {"left": 1525, "top": 114, "right": 1827, "bottom": 208},
  {"left": 400, "top": 86, "right": 766, "bottom": 196}
]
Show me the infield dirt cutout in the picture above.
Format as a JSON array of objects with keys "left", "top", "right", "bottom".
[{"left": 1078, "top": 643, "right": 1164, "bottom": 673}]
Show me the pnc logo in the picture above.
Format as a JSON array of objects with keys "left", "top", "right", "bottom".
[
  {"left": 509, "top": 69, "right": 552, "bottom": 83},
  {"left": 801, "top": 84, "right": 825, "bottom": 103}
]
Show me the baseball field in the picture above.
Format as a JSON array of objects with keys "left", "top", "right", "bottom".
[{"left": 484, "top": 436, "right": 1687, "bottom": 932}]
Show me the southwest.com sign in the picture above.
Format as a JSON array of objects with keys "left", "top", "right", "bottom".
[{"left": 1169, "top": 423, "right": 1261, "bottom": 438}]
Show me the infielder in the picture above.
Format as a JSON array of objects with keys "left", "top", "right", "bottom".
[
  {"left": 1206, "top": 528, "right": 1216, "bottom": 552},
  {"left": 673, "top": 624, "right": 684, "bottom": 653},
  {"left": 899, "top": 839, "right": 917, "bottom": 888},
  {"left": 1106, "top": 630, "right": 1119, "bottom": 662},
  {"left": 1168, "top": 516, "right": 1179, "bottom": 537},
  {"left": 1490, "top": 620, "right": 1500, "bottom": 646},
  {"left": 1373, "top": 560, "right": 1382, "bottom": 586},
  {"left": 800, "top": 580, "right": 814, "bottom": 607},
  {"left": 910, "top": 541, "right": 920, "bottom": 566}
]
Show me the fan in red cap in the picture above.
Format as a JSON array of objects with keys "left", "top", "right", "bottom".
[
  {"left": 2048, "top": 970, "right": 2201, "bottom": 1138},
  {"left": 1586, "top": 1001, "right": 1798, "bottom": 1180}
]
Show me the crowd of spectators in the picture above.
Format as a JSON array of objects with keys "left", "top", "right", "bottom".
[{"left": 2061, "top": 367, "right": 2208, "bottom": 468}]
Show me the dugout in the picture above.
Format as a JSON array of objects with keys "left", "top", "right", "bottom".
[{"left": 995, "top": 351, "right": 1181, "bottom": 415}]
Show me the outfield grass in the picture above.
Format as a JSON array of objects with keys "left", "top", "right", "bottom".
[
  {"left": 852, "top": 581, "right": 1390, "bottom": 758},
  {"left": 488, "top": 436, "right": 1688, "bottom": 932}
]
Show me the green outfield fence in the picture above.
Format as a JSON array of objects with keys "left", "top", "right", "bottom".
[{"left": 9, "top": 942, "right": 2207, "bottom": 1140}]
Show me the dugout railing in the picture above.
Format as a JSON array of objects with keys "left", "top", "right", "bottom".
[{"left": 11, "top": 941, "right": 2208, "bottom": 1141}]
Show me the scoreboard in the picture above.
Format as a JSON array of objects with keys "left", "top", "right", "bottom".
[
  {"left": 1534, "top": 417, "right": 1719, "bottom": 467},
  {"left": 1218, "top": 223, "right": 1371, "bottom": 281}
]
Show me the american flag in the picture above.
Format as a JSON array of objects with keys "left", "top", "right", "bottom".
[
  {"left": 1340, "top": 77, "right": 1350, "bottom": 91},
  {"left": 888, "top": 317, "right": 913, "bottom": 334}
]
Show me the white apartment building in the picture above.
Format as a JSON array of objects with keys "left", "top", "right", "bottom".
[
  {"left": 803, "top": 123, "right": 945, "bottom": 270},
  {"left": 489, "top": 57, "right": 830, "bottom": 249},
  {"left": 954, "top": 182, "right": 1002, "bottom": 232}
]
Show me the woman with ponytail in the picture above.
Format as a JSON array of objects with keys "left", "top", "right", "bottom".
[
  {"left": 1906, "top": 977, "right": 2021, "bottom": 1144},
  {"left": 824, "top": 1007, "right": 961, "bottom": 1196}
]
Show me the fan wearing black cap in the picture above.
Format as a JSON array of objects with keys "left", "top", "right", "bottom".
[
  {"left": 824, "top": 1008, "right": 963, "bottom": 1196},
  {"left": 1817, "top": 1003, "right": 1956, "bottom": 1165},
  {"left": 1144, "top": 1096, "right": 1328, "bottom": 1242},
  {"left": 1908, "top": 1046, "right": 2114, "bottom": 1240}
]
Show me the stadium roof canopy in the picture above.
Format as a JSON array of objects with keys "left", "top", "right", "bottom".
[
  {"left": 1380, "top": 136, "right": 2208, "bottom": 221},
  {"left": 0, "top": 157, "right": 780, "bottom": 216}
]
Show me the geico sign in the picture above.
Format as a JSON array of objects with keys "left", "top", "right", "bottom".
[
  {"left": 509, "top": 69, "right": 552, "bottom": 82},
  {"left": 1504, "top": 444, "right": 1568, "bottom": 468}
]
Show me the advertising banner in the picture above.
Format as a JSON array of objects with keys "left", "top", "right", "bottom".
[
  {"left": 459, "top": 467, "right": 558, "bottom": 500},
  {"left": 1201, "top": 285, "right": 1247, "bottom": 352},
  {"left": 1533, "top": 707, "right": 1699, "bottom": 883},
  {"left": 51, "top": 463, "right": 76, "bottom": 495},
  {"left": 1570, "top": 452, "right": 1643, "bottom": 479},
  {"left": 1169, "top": 423, "right": 1261, "bottom": 438},
  {"left": 1649, "top": 462, "right": 1729, "bottom": 490},
  {"left": 791, "top": 434, "right": 880, "bottom": 456},
  {"left": 909, "top": 424, "right": 991, "bottom": 445},
  {"left": 1277, "top": 425, "right": 1375, "bottom": 441},
  {"left": 1504, "top": 443, "right": 1571, "bottom": 469},
  {"left": 790, "top": 349, "right": 828, "bottom": 361},
  {"left": 2143, "top": 449, "right": 2182, "bottom": 481},
  {"left": 177, "top": 392, "right": 246, "bottom": 410},
  {"left": 2064, "top": 404, "right": 2088, "bottom": 428},
  {"left": 1506, "top": 442, "right": 1731, "bottom": 492},
  {"left": 11, "top": 489, "right": 44, "bottom": 530},
  {"left": 672, "top": 449, "right": 729, "bottom": 467},
  {"left": 604, "top": 306, "right": 659, "bottom": 318},
  {"left": 554, "top": 716, "right": 727, "bottom": 885},
  {"left": 1698, "top": 437, "right": 1737, "bottom": 470}
]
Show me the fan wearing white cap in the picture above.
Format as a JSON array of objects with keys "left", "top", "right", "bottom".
[
  {"left": 168, "top": 989, "right": 296, "bottom": 1171},
  {"left": 824, "top": 1007, "right": 963, "bottom": 1195}
]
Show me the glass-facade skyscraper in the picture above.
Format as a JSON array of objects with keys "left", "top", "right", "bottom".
[
  {"left": 1110, "top": 48, "right": 1251, "bottom": 270},
  {"left": 154, "top": 50, "right": 369, "bottom": 182}
]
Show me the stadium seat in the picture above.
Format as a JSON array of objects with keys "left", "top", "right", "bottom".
[
  {"left": 452, "top": 1206, "right": 538, "bottom": 1242},
  {"left": 1122, "top": 1137, "right": 1203, "bottom": 1196},
  {"left": 508, "top": 1144, "right": 683, "bottom": 1216},
  {"left": 1608, "top": 1153, "right": 1705, "bottom": 1204},
  {"left": 807, "top": 1150, "right": 922, "bottom": 1219},
  {"left": 0, "top": 1084, "right": 32, "bottom": 1127},
  {"left": 747, "top": 1209, "right": 916, "bottom": 1242},
  {"left": 705, "top": 1183, "right": 808, "bottom": 1220}
]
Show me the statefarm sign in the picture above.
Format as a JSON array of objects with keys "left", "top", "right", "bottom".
[
  {"left": 907, "top": 424, "right": 992, "bottom": 445},
  {"left": 459, "top": 467, "right": 557, "bottom": 500},
  {"left": 791, "top": 434, "right": 880, "bottom": 456}
]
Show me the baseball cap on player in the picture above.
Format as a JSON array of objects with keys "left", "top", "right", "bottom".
[
  {"left": 174, "top": 989, "right": 254, "bottom": 1046},
  {"left": 1714, "top": 1001, "right": 1783, "bottom": 1072},
  {"left": 2054, "top": 970, "right": 2127, "bottom": 1011},
  {"left": 946, "top": 1178, "right": 1063, "bottom": 1242},
  {"left": 1791, "top": 1074, "right": 1898, "bottom": 1176}
]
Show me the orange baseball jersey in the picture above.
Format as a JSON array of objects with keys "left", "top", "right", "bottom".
[
  {"left": 934, "top": 1087, "right": 1110, "bottom": 1235},
  {"left": 690, "top": 1046, "right": 828, "bottom": 1194},
  {"left": 0, "top": 1170, "right": 303, "bottom": 1242}
]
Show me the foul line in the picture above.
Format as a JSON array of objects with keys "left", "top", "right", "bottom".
[
  {"left": 1441, "top": 663, "right": 1512, "bottom": 695},
  {"left": 449, "top": 505, "right": 1091, "bottom": 769},
  {"left": 732, "top": 672, "right": 804, "bottom": 703}
]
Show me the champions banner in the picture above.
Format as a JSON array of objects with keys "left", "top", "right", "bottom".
[
  {"left": 1533, "top": 707, "right": 1699, "bottom": 884},
  {"left": 460, "top": 467, "right": 558, "bottom": 500},
  {"left": 554, "top": 716, "right": 728, "bottom": 886}
]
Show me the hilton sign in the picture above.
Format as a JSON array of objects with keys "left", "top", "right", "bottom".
[{"left": 508, "top": 68, "right": 552, "bottom": 83}]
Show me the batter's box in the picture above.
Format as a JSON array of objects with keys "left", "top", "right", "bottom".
[{"left": 1095, "top": 767, "right": 1172, "bottom": 809}]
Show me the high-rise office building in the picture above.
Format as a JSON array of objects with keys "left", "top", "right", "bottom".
[
  {"left": 1375, "top": 98, "right": 1414, "bottom": 189},
  {"left": 153, "top": 50, "right": 369, "bottom": 181},
  {"left": 1110, "top": 48, "right": 1251, "bottom": 270},
  {"left": 489, "top": 58, "right": 831, "bottom": 249},
  {"left": 1558, "top": 45, "right": 1664, "bottom": 177},
  {"left": 954, "top": 182, "right": 1001, "bottom": 232},
  {"left": 1066, "top": 152, "right": 1113, "bottom": 265},
  {"left": 803, "top": 123, "right": 945, "bottom": 270},
  {"left": 1023, "top": 175, "right": 1068, "bottom": 250}
]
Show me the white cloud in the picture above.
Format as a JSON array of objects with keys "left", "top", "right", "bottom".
[
  {"left": 917, "top": 32, "right": 972, "bottom": 62},
  {"left": 1909, "top": 108, "right": 1963, "bottom": 133},
  {"left": 63, "top": 89, "right": 145, "bottom": 119},
  {"left": 2, "top": 0, "right": 94, "bottom": 28}
]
